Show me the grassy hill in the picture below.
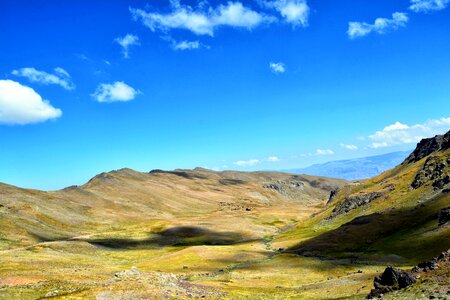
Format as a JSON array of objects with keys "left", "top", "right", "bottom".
[{"left": 0, "top": 131, "right": 449, "bottom": 299}]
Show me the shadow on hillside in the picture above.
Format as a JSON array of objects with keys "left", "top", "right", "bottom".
[
  {"left": 86, "top": 226, "right": 260, "bottom": 249},
  {"left": 218, "top": 178, "right": 247, "bottom": 185},
  {"left": 289, "top": 193, "right": 450, "bottom": 264},
  {"left": 149, "top": 170, "right": 209, "bottom": 180}
]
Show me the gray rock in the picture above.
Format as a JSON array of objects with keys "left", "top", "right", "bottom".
[
  {"left": 403, "top": 130, "right": 450, "bottom": 164},
  {"left": 329, "top": 192, "right": 383, "bottom": 218},
  {"left": 367, "top": 267, "right": 416, "bottom": 299},
  {"left": 411, "top": 156, "right": 449, "bottom": 190}
]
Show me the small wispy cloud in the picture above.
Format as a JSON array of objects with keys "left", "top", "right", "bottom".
[
  {"left": 368, "top": 118, "right": 450, "bottom": 148},
  {"left": 91, "top": 81, "right": 140, "bottom": 103},
  {"left": 233, "top": 156, "right": 280, "bottom": 167},
  {"left": 269, "top": 62, "right": 286, "bottom": 73},
  {"left": 76, "top": 53, "right": 89, "bottom": 61},
  {"left": 11, "top": 67, "right": 75, "bottom": 90},
  {"left": 340, "top": 143, "right": 358, "bottom": 150},
  {"left": 315, "top": 149, "right": 334, "bottom": 155},
  {"left": 115, "top": 34, "right": 140, "bottom": 58},
  {"left": 347, "top": 12, "right": 408, "bottom": 39},
  {"left": 173, "top": 40, "right": 202, "bottom": 50},
  {"left": 409, "top": 0, "right": 449, "bottom": 13},
  {"left": 267, "top": 156, "right": 280, "bottom": 162},
  {"left": 161, "top": 35, "right": 208, "bottom": 51},
  {"left": 234, "top": 159, "right": 260, "bottom": 166}
]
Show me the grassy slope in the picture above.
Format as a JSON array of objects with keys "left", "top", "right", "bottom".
[
  {"left": 1, "top": 169, "right": 365, "bottom": 299},
  {"left": 274, "top": 149, "right": 450, "bottom": 264},
  {"left": 1, "top": 146, "right": 449, "bottom": 299}
]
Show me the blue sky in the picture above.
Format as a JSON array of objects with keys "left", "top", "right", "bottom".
[{"left": 0, "top": 0, "right": 449, "bottom": 190}]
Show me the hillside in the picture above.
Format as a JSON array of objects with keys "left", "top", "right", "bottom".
[
  {"left": 274, "top": 130, "right": 450, "bottom": 298},
  {"left": 0, "top": 132, "right": 449, "bottom": 299},
  {"left": 0, "top": 169, "right": 343, "bottom": 249},
  {"left": 284, "top": 151, "right": 410, "bottom": 180}
]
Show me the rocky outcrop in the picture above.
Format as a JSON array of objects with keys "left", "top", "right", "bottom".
[
  {"left": 411, "top": 250, "right": 450, "bottom": 273},
  {"left": 438, "top": 206, "right": 450, "bottom": 226},
  {"left": 367, "top": 267, "right": 416, "bottom": 299},
  {"left": 329, "top": 192, "right": 383, "bottom": 218},
  {"left": 403, "top": 130, "right": 450, "bottom": 164},
  {"left": 411, "top": 156, "right": 449, "bottom": 190},
  {"left": 263, "top": 180, "right": 305, "bottom": 198}
]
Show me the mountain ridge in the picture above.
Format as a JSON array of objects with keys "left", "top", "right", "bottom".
[{"left": 283, "top": 151, "right": 411, "bottom": 180}]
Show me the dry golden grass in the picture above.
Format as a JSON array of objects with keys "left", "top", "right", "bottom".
[{"left": 0, "top": 158, "right": 449, "bottom": 299}]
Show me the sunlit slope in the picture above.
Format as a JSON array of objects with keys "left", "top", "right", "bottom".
[
  {"left": 0, "top": 168, "right": 345, "bottom": 250},
  {"left": 278, "top": 131, "right": 450, "bottom": 263}
]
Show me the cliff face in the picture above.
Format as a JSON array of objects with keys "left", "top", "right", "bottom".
[{"left": 403, "top": 130, "right": 450, "bottom": 164}]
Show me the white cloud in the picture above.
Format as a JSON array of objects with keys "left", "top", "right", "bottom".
[
  {"left": 162, "top": 35, "right": 208, "bottom": 51},
  {"left": 11, "top": 67, "right": 75, "bottom": 90},
  {"left": 115, "top": 34, "right": 140, "bottom": 58},
  {"left": 267, "top": 156, "right": 280, "bottom": 162},
  {"left": 233, "top": 156, "right": 280, "bottom": 166},
  {"left": 54, "top": 67, "right": 70, "bottom": 77},
  {"left": 264, "top": 0, "right": 309, "bottom": 27},
  {"left": 269, "top": 62, "right": 286, "bottom": 73},
  {"left": 173, "top": 40, "right": 201, "bottom": 50},
  {"left": 316, "top": 149, "right": 334, "bottom": 155},
  {"left": 234, "top": 159, "right": 260, "bottom": 166},
  {"left": 368, "top": 118, "right": 450, "bottom": 148},
  {"left": 347, "top": 12, "right": 408, "bottom": 39},
  {"left": 0, "top": 80, "right": 62, "bottom": 125},
  {"left": 130, "top": 2, "right": 274, "bottom": 36},
  {"left": 409, "top": 0, "right": 449, "bottom": 12},
  {"left": 340, "top": 143, "right": 358, "bottom": 150},
  {"left": 91, "top": 81, "right": 140, "bottom": 103},
  {"left": 76, "top": 53, "right": 89, "bottom": 61}
]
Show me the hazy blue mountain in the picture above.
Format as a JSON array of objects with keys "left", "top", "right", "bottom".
[{"left": 284, "top": 151, "right": 411, "bottom": 180}]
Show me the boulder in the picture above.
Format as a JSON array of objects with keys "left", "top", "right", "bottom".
[{"left": 367, "top": 267, "right": 416, "bottom": 299}]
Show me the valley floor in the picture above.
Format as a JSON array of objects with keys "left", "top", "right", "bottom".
[{"left": 0, "top": 219, "right": 388, "bottom": 300}]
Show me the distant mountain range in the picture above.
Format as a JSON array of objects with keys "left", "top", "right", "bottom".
[{"left": 283, "top": 151, "right": 411, "bottom": 180}]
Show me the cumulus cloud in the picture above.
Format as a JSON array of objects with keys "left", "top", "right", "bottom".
[
  {"left": 368, "top": 118, "right": 450, "bottom": 148},
  {"left": 316, "top": 149, "right": 334, "bottom": 155},
  {"left": 340, "top": 143, "right": 358, "bottom": 150},
  {"left": 115, "top": 34, "right": 140, "bottom": 58},
  {"left": 11, "top": 67, "right": 75, "bottom": 90},
  {"left": 0, "top": 80, "right": 62, "bottom": 125},
  {"left": 409, "top": 0, "right": 449, "bottom": 12},
  {"left": 130, "top": 2, "right": 274, "bottom": 36},
  {"left": 234, "top": 159, "right": 260, "bottom": 166},
  {"left": 269, "top": 62, "right": 286, "bottom": 73},
  {"left": 347, "top": 12, "right": 408, "bottom": 39},
  {"left": 263, "top": 0, "right": 309, "bottom": 27},
  {"left": 91, "top": 81, "right": 140, "bottom": 103}
]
